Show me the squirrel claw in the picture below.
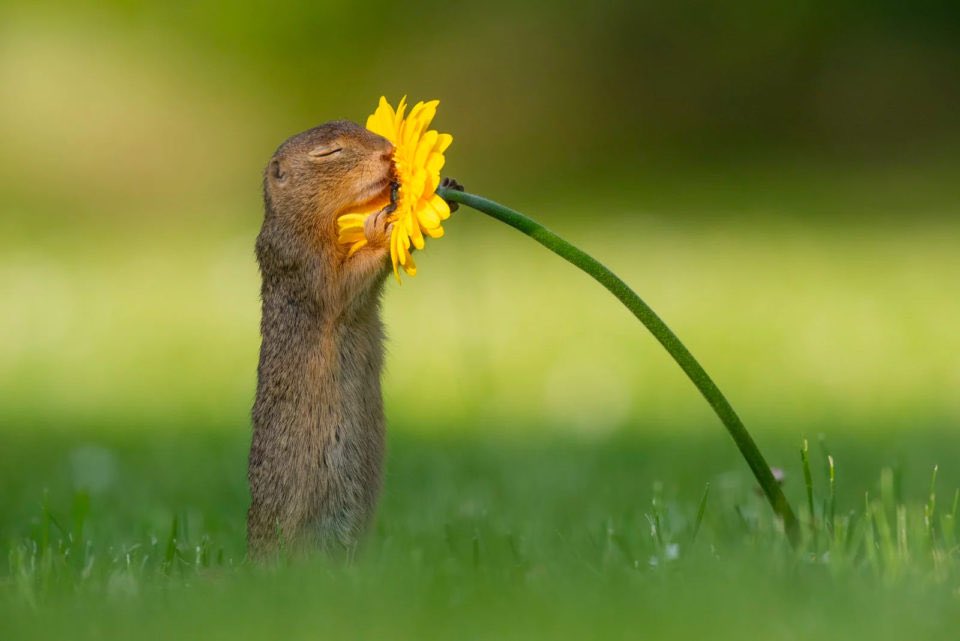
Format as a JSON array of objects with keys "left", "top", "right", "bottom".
[
  {"left": 439, "top": 177, "right": 464, "bottom": 213},
  {"left": 364, "top": 206, "right": 393, "bottom": 246}
]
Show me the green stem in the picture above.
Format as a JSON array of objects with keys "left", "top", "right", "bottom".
[{"left": 439, "top": 187, "right": 801, "bottom": 547}]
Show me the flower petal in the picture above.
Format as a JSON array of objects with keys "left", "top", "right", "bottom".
[
  {"left": 390, "top": 224, "right": 400, "bottom": 279},
  {"left": 395, "top": 223, "right": 409, "bottom": 266},
  {"left": 346, "top": 240, "right": 367, "bottom": 257},
  {"left": 414, "top": 130, "right": 438, "bottom": 170},
  {"left": 394, "top": 96, "right": 408, "bottom": 133},
  {"left": 338, "top": 230, "right": 366, "bottom": 244},
  {"left": 416, "top": 204, "right": 440, "bottom": 229},
  {"left": 429, "top": 194, "right": 451, "bottom": 221},
  {"left": 337, "top": 96, "right": 452, "bottom": 281},
  {"left": 402, "top": 252, "right": 417, "bottom": 276},
  {"left": 408, "top": 214, "right": 425, "bottom": 250},
  {"left": 435, "top": 133, "right": 453, "bottom": 153},
  {"left": 426, "top": 151, "right": 445, "bottom": 176},
  {"left": 338, "top": 212, "right": 369, "bottom": 230},
  {"left": 367, "top": 97, "right": 397, "bottom": 141}
]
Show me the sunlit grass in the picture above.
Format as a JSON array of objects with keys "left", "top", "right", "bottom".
[
  {"left": 3, "top": 428, "right": 960, "bottom": 640},
  {"left": 4, "top": 4, "right": 960, "bottom": 638},
  {"left": 3, "top": 164, "right": 959, "bottom": 641},
  {"left": 2, "top": 211, "right": 958, "bottom": 436},
  {"left": 4, "top": 207, "right": 958, "bottom": 639}
]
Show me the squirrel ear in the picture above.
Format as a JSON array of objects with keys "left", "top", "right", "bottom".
[{"left": 269, "top": 159, "right": 286, "bottom": 182}]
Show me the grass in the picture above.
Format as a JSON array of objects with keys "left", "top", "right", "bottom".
[
  {"left": 2, "top": 174, "right": 959, "bottom": 638},
  {"left": 3, "top": 211, "right": 959, "bottom": 433},
  {"left": 3, "top": 426, "right": 960, "bottom": 639},
  {"left": 4, "top": 7, "right": 960, "bottom": 635}
]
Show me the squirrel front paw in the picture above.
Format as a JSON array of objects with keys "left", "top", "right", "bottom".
[{"left": 363, "top": 203, "right": 396, "bottom": 247}]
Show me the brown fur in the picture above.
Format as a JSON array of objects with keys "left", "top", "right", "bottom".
[{"left": 247, "top": 120, "right": 396, "bottom": 557}]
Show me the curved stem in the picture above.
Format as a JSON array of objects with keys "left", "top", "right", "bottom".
[{"left": 439, "top": 187, "right": 801, "bottom": 546}]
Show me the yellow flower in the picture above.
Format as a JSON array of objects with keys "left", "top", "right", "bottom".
[{"left": 337, "top": 96, "right": 453, "bottom": 280}]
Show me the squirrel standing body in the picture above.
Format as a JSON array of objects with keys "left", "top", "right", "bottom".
[{"left": 247, "top": 120, "right": 399, "bottom": 556}]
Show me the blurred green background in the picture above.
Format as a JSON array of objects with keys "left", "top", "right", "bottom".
[{"left": 2, "top": 1, "right": 960, "bottom": 638}]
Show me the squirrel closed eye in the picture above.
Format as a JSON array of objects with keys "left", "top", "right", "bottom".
[{"left": 309, "top": 145, "right": 343, "bottom": 158}]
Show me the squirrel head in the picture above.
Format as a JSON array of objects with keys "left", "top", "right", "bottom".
[{"left": 263, "top": 120, "right": 394, "bottom": 240}]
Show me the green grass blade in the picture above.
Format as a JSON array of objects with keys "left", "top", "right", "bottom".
[
  {"left": 827, "top": 454, "right": 836, "bottom": 534},
  {"left": 801, "top": 438, "right": 817, "bottom": 549},
  {"left": 691, "top": 482, "right": 711, "bottom": 545},
  {"left": 925, "top": 465, "right": 938, "bottom": 544}
]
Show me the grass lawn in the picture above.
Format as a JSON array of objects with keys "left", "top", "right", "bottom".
[
  {"left": 2, "top": 187, "right": 959, "bottom": 639},
  {"left": 3, "top": 422, "right": 960, "bottom": 640},
  {"left": 3, "top": 6, "right": 960, "bottom": 636}
]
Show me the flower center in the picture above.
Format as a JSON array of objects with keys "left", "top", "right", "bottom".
[{"left": 391, "top": 154, "right": 416, "bottom": 221}]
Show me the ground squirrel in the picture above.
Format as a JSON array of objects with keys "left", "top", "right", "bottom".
[
  {"left": 247, "top": 119, "right": 397, "bottom": 557},
  {"left": 247, "top": 119, "right": 458, "bottom": 557}
]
